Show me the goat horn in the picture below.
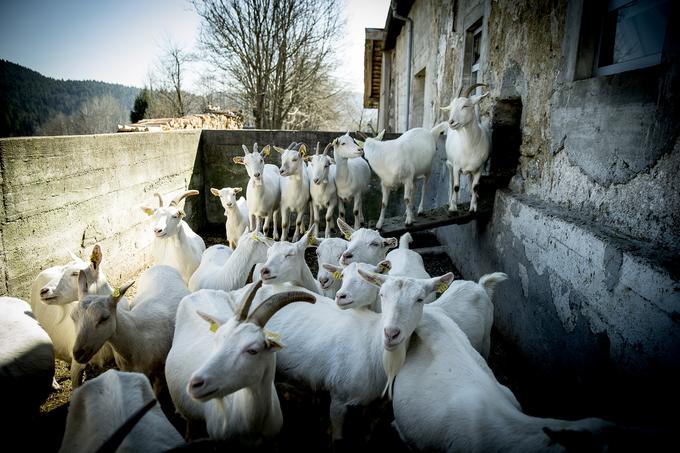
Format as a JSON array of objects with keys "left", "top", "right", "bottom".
[
  {"left": 153, "top": 192, "right": 163, "bottom": 207},
  {"left": 464, "top": 83, "right": 489, "bottom": 98},
  {"left": 170, "top": 190, "right": 199, "bottom": 207},
  {"left": 247, "top": 291, "right": 316, "bottom": 327},
  {"left": 235, "top": 280, "right": 263, "bottom": 322},
  {"left": 315, "top": 142, "right": 321, "bottom": 155},
  {"left": 322, "top": 143, "right": 332, "bottom": 156},
  {"left": 356, "top": 131, "right": 368, "bottom": 140},
  {"left": 253, "top": 142, "right": 259, "bottom": 153}
]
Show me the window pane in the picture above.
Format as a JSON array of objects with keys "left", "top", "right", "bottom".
[{"left": 599, "top": 0, "right": 668, "bottom": 68}]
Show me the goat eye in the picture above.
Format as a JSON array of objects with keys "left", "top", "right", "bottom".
[
  {"left": 246, "top": 348, "right": 258, "bottom": 355},
  {"left": 71, "top": 272, "right": 79, "bottom": 276},
  {"left": 370, "top": 242, "right": 379, "bottom": 247},
  {"left": 416, "top": 298, "right": 424, "bottom": 303},
  {"left": 97, "top": 315, "right": 109, "bottom": 325}
]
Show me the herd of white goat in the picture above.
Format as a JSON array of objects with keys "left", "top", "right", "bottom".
[{"left": 3, "top": 86, "right": 619, "bottom": 452}]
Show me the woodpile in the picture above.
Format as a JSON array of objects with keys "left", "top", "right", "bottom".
[{"left": 118, "top": 111, "right": 243, "bottom": 132}]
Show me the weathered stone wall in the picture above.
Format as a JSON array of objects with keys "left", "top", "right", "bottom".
[
  {"left": 0, "top": 131, "right": 202, "bottom": 300},
  {"left": 382, "top": 0, "right": 680, "bottom": 421}
]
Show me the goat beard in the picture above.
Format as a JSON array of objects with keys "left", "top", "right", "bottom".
[{"left": 382, "top": 341, "right": 407, "bottom": 400}]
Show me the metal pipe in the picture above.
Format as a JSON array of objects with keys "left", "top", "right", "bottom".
[{"left": 391, "top": 3, "right": 413, "bottom": 131}]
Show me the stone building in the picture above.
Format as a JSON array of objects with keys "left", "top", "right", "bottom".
[{"left": 365, "top": 0, "right": 678, "bottom": 424}]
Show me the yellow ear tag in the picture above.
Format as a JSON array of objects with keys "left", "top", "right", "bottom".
[
  {"left": 308, "top": 235, "right": 318, "bottom": 246},
  {"left": 112, "top": 287, "right": 121, "bottom": 298},
  {"left": 344, "top": 232, "right": 351, "bottom": 240},
  {"left": 437, "top": 282, "right": 449, "bottom": 294},
  {"left": 332, "top": 271, "right": 342, "bottom": 281},
  {"left": 210, "top": 322, "right": 219, "bottom": 333},
  {"left": 264, "top": 329, "right": 281, "bottom": 344},
  {"left": 251, "top": 232, "right": 261, "bottom": 242}
]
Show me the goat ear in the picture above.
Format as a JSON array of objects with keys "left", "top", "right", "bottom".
[
  {"left": 113, "top": 281, "right": 134, "bottom": 303},
  {"left": 440, "top": 104, "right": 453, "bottom": 111},
  {"left": 273, "top": 146, "right": 285, "bottom": 154},
  {"left": 337, "top": 217, "right": 355, "bottom": 238},
  {"left": 89, "top": 245, "right": 103, "bottom": 270},
  {"left": 322, "top": 263, "right": 341, "bottom": 274},
  {"left": 233, "top": 187, "right": 242, "bottom": 194},
  {"left": 77, "top": 270, "right": 89, "bottom": 300},
  {"left": 210, "top": 188, "right": 221, "bottom": 197},
  {"left": 383, "top": 237, "right": 398, "bottom": 249},
  {"left": 298, "top": 144, "right": 307, "bottom": 157},
  {"left": 261, "top": 145, "right": 271, "bottom": 157},
  {"left": 376, "top": 260, "right": 392, "bottom": 274},
  {"left": 233, "top": 156, "right": 245, "bottom": 165},
  {"left": 376, "top": 129, "right": 385, "bottom": 141},
  {"left": 241, "top": 144, "right": 250, "bottom": 155},
  {"left": 428, "top": 273, "right": 455, "bottom": 297},
  {"left": 141, "top": 206, "right": 154, "bottom": 216},
  {"left": 196, "top": 310, "right": 226, "bottom": 333},
  {"left": 264, "top": 330, "right": 284, "bottom": 350},
  {"left": 470, "top": 92, "right": 489, "bottom": 104},
  {"left": 358, "top": 269, "right": 387, "bottom": 287}
]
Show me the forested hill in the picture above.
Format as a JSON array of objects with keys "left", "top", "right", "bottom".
[{"left": 0, "top": 59, "right": 139, "bottom": 137}]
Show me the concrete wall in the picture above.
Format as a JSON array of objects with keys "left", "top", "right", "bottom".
[
  {"left": 0, "top": 131, "right": 202, "bottom": 300},
  {"left": 380, "top": 0, "right": 680, "bottom": 423}
]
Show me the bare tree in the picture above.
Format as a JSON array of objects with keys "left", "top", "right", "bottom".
[
  {"left": 193, "top": 0, "right": 342, "bottom": 129},
  {"left": 155, "top": 40, "right": 193, "bottom": 117}
]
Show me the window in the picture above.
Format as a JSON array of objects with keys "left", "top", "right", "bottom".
[
  {"left": 411, "top": 68, "right": 425, "bottom": 128},
  {"left": 463, "top": 20, "right": 484, "bottom": 89},
  {"left": 594, "top": 0, "right": 668, "bottom": 76}
]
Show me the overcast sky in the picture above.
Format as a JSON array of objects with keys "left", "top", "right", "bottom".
[{"left": 0, "top": 0, "right": 391, "bottom": 93}]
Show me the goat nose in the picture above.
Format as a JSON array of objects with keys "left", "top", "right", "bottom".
[
  {"left": 279, "top": 168, "right": 285, "bottom": 175},
  {"left": 319, "top": 276, "right": 329, "bottom": 285},
  {"left": 336, "top": 293, "right": 347, "bottom": 300},
  {"left": 342, "top": 252, "right": 353, "bottom": 260},
  {"left": 254, "top": 172, "right": 261, "bottom": 178},
  {"left": 189, "top": 377, "right": 204, "bottom": 390},
  {"left": 154, "top": 228, "right": 163, "bottom": 233},
  {"left": 313, "top": 178, "right": 320, "bottom": 184},
  {"left": 384, "top": 327, "right": 401, "bottom": 340},
  {"left": 261, "top": 267, "right": 270, "bottom": 276},
  {"left": 40, "top": 288, "right": 49, "bottom": 295}
]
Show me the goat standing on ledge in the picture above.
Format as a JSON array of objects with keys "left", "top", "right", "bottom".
[{"left": 437, "top": 83, "right": 491, "bottom": 212}]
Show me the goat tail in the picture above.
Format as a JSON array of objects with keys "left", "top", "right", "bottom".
[
  {"left": 431, "top": 121, "right": 448, "bottom": 137},
  {"left": 399, "top": 232, "right": 413, "bottom": 249},
  {"left": 478, "top": 272, "right": 508, "bottom": 301}
]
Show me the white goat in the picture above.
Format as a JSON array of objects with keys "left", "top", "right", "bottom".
[
  {"left": 233, "top": 143, "right": 281, "bottom": 239},
  {"left": 349, "top": 127, "right": 438, "bottom": 228},
  {"left": 431, "top": 272, "right": 508, "bottom": 359},
  {"left": 188, "top": 229, "right": 271, "bottom": 292},
  {"left": 322, "top": 261, "right": 391, "bottom": 313},
  {"left": 254, "top": 271, "right": 454, "bottom": 442},
  {"left": 141, "top": 190, "right": 206, "bottom": 284},
  {"left": 188, "top": 244, "right": 233, "bottom": 292},
  {"left": 30, "top": 245, "right": 115, "bottom": 387},
  {"left": 386, "top": 232, "right": 430, "bottom": 279},
  {"left": 438, "top": 83, "right": 491, "bottom": 212},
  {"left": 71, "top": 265, "right": 189, "bottom": 400},
  {"left": 337, "top": 218, "right": 397, "bottom": 266},
  {"left": 0, "top": 297, "right": 55, "bottom": 421},
  {"left": 59, "top": 370, "right": 184, "bottom": 453},
  {"left": 331, "top": 132, "right": 371, "bottom": 228},
  {"left": 276, "top": 143, "right": 311, "bottom": 242},
  {"left": 259, "top": 231, "right": 321, "bottom": 294},
  {"left": 315, "top": 237, "right": 348, "bottom": 298},
  {"left": 391, "top": 308, "right": 612, "bottom": 452},
  {"left": 210, "top": 187, "right": 249, "bottom": 248},
  {"left": 308, "top": 142, "right": 338, "bottom": 238},
  {"left": 166, "top": 281, "right": 315, "bottom": 443}
]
